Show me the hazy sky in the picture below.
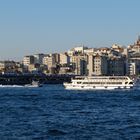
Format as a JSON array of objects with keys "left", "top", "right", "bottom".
[{"left": 0, "top": 0, "right": 140, "bottom": 60}]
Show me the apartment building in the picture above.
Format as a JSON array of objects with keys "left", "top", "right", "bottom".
[
  {"left": 33, "top": 54, "right": 44, "bottom": 64},
  {"left": 108, "top": 57, "right": 126, "bottom": 76},
  {"left": 71, "top": 55, "right": 88, "bottom": 75},
  {"left": 88, "top": 54, "right": 108, "bottom": 76},
  {"left": 23, "top": 55, "right": 35, "bottom": 66},
  {"left": 59, "top": 53, "right": 70, "bottom": 66},
  {"left": 0, "top": 61, "right": 16, "bottom": 72}
]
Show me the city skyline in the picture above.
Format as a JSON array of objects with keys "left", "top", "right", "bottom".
[{"left": 0, "top": 0, "right": 140, "bottom": 60}]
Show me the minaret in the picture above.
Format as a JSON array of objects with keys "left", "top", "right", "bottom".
[
  {"left": 135, "top": 35, "right": 140, "bottom": 45},
  {"left": 136, "top": 35, "right": 140, "bottom": 45},
  {"left": 138, "top": 35, "right": 140, "bottom": 41}
]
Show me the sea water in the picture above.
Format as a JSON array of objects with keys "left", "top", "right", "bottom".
[{"left": 0, "top": 85, "right": 140, "bottom": 139}]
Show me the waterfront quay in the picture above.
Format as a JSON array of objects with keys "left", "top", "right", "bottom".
[{"left": 0, "top": 73, "right": 74, "bottom": 85}]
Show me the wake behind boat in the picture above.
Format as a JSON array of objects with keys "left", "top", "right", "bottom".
[
  {"left": 24, "top": 81, "right": 42, "bottom": 87},
  {"left": 0, "top": 81, "right": 42, "bottom": 88},
  {"left": 63, "top": 76, "right": 136, "bottom": 90}
]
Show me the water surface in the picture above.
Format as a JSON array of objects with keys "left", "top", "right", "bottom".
[{"left": 0, "top": 85, "right": 140, "bottom": 139}]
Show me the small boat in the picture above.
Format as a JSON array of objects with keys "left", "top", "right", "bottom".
[{"left": 25, "top": 81, "right": 43, "bottom": 87}]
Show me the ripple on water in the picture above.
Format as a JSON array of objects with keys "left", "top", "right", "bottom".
[{"left": 0, "top": 85, "right": 140, "bottom": 139}]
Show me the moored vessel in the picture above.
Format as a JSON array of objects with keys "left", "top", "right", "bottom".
[{"left": 63, "top": 76, "right": 135, "bottom": 90}]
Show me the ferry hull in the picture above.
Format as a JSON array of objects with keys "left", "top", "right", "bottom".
[{"left": 64, "top": 84, "right": 133, "bottom": 90}]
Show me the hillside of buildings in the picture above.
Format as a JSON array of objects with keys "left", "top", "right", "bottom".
[{"left": 1, "top": 36, "right": 140, "bottom": 76}]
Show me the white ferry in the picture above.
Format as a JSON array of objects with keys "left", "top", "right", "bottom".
[{"left": 63, "top": 76, "right": 134, "bottom": 90}]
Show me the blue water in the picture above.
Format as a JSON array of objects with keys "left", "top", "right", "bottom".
[{"left": 0, "top": 85, "right": 140, "bottom": 140}]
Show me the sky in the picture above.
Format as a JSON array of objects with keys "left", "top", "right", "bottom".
[{"left": 0, "top": 0, "right": 140, "bottom": 60}]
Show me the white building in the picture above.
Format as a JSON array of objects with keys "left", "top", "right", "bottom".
[
  {"left": 23, "top": 55, "right": 35, "bottom": 66},
  {"left": 59, "top": 53, "right": 70, "bottom": 65},
  {"left": 67, "top": 45, "right": 88, "bottom": 56},
  {"left": 70, "top": 55, "right": 88, "bottom": 75},
  {"left": 88, "top": 54, "right": 94, "bottom": 76},
  {"left": 128, "top": 62, "right": 136, "bottom": 76},
  {"left": 43, "top": 56, "right": 56, "bottom": 69}
]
